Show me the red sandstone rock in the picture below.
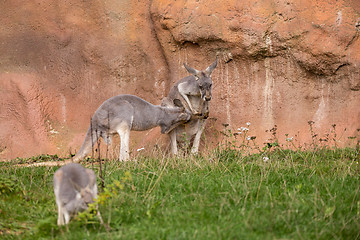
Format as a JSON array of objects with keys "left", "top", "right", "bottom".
[{"left": 0, "top": 0, "right": 359, "bottom": 159}]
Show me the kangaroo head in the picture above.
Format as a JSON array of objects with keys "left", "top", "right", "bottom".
[
  {"left": 160, "top": 107, "right": 191, "bottom": 134},
  {"left": 75, "top": 187, "right": 95, "bottom": 212},
  {"left": 184, "top": 58, "right": 218, "bottom": 101},
  {"left": 81, "top": 187, "right": 95, "bottom": 205},
  {"left": 70, "top": 179, "right": 95, "bottom": 212}
]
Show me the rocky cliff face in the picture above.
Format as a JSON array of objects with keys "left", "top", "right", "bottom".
[{"left": 1, "top": 0, "right": 359, "bottom": 159}]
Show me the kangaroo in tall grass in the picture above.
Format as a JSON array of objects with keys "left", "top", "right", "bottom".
[
  {"left": 72, "top": 94, "right": 191, "bottom": 162},
  {"left": 162, "top": 59, "right": 218, "bottom": 155},
  {"left": 53, "top": 163, "right": 102, "bottom": 226}
]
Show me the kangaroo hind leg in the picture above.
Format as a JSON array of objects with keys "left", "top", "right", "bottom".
[
  {"left": 169, "top": 129, "right": 178, "bottom": 155},
  {"left": 191, "top": 119, "right": 207, "bottom": 154},
  {"left": 117, "top": 122, "right": 131, "bottom": 161}
]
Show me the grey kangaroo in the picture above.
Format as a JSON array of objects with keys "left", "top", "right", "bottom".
[
  {"left": 162, "top": 59, "right": 218, "bottom": 155},
  {"left": 72, "top": 94, "right": 191, "bottom": 162},
  {"left": 53, "top": 163, "right": 102, "bottom": 226}
]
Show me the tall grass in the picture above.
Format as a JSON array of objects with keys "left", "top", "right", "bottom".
[
  {"left": 0, "top": 145, "right": 359, "bottom": 239},
  {"left": 0, "top": 122, "right": 359, "bottom": 239}
]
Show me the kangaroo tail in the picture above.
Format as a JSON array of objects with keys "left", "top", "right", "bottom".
[{"left": 72, "top": 127, "right": 100, "bottom": 163}]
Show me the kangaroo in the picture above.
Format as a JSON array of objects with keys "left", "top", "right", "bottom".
[
  {"left": 162, "top": 59, "right": 218, "bottom": 155},
  {"left": 72, "top": 94, "right": 191, "bottom": 162},
  {"left": 53, "top": 163, "right": 102, "bottom": 226}
]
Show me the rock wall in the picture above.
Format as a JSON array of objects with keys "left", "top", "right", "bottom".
[{"left": 0, "top": 0, "right": 359, "bottom": 159}]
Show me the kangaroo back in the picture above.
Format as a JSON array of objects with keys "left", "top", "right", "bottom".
[
  {"left": 53, "top": 163, "right": 97, "bottom": 225},
  {"left": 73, "top": 94, "right": 191, "bottom": 161}
]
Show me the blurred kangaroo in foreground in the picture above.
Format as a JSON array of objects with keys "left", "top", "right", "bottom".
[
  {"left": 53, "top": 163, "right": 102, "bottom": 226},
  {"left": 73, "top": 94, "right": 191, "bottom": 162},
  {"left": 162, "top": 59, "right": 218, "bottom": 155}
]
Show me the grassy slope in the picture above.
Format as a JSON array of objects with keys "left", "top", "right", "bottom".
[{"left": 0, "top": 148, "right": 359, "bottom": 239}]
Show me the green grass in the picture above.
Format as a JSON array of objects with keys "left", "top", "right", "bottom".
[{"left": 0, "top": 147, "right": 359, "bottom": 239}]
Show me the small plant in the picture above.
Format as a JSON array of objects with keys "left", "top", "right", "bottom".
[
  {"left": 76, "top": 171, "right": 133, "bottom": 226},
  {"left": 14, "top": 154, "right": 61, "bottom": 164},
  {"left": 219, "top": 122, "right": 257, "bottom": 152},
  {"left": 263, "top": 125, "right": 281, "bottom": 152},
  {"left": 176, "top": 132, "right": 193, "bottom": 156},
  {"left": 0, "top": 175, "right": 20, "bottom": 195}
]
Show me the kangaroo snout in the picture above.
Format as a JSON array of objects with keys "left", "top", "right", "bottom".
[
  {"left": 204, "top": 90, "right": 212, "bottom": 101},
  {"left": 201, "top": 90, "right": 212, "bottom": 101}
]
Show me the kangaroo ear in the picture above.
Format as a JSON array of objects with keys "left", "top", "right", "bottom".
[
  {"left": 184, "top": 63, "right": 201, "bottom": 79},
  {"left": 54, "top": 169, "right": 64, "bottom": 182},
  {"left": 205, "top": 58, "right": 218, "bottom": 76},
  {"left": 173, "top": 99, "right": 184, "bottom": 108},
  {"left": 85, "top": 169, "right": 96, "bottom": 187}
]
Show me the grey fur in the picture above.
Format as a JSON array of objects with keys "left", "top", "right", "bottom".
[
  {"left": 73, "top": 94, "right": 191, "bottom": 161},
  {"left": 53, "top": 163, "right": 100, "bottom": 225},
  {"left": 162, "top": 59, "right": 218, "bottom": 155}
]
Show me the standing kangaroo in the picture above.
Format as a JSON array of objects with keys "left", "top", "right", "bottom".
[
  {"left": 53, "top": 163, "right": 102, "bottom": 226},
  {"left": 72, "top": 94, "right": 191, "bottom": 162},
  {"left": 162, "top": 59, "right": 218, "bottom": 155}
]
